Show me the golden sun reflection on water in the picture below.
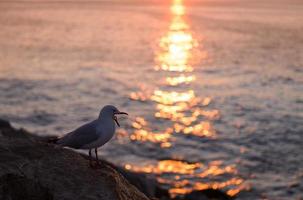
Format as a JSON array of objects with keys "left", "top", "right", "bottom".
[
  {"left": 130, "top": 117, "right": 173, "bottom": 148},
  {"left": 127, "top": 0, "right": 247, "bottom": 197},
  {"left": 166, "top": 74, "right": 196, "bottom": 86},
  {"left": 130, "top": 0, "right": 216, "bottom": 139},
  {"left": 155, "top": 16, "right": 197, "bottom": 73},
  {"left": 124, "top": 160, "right": 247, "bottom": 197},
  {"left": 171, "top": 0, "right": 185, "bottom": 16}
]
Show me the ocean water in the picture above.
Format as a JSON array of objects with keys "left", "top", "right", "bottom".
[{"left": 0, "top": 1, "right": 303, "bottom": 199}]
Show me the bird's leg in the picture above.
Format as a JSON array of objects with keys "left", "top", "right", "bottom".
[
  {"left": 89, "top": 149, "right": 93, "bottom": 167},
  {"left": 95, "top": 148, "right": 100, "bottom": 166}
]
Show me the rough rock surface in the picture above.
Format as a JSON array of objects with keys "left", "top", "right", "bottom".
[{"left": 0, "top": 120, "right": 151, "bottom": 200}]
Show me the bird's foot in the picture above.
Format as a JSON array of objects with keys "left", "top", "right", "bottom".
[{"left": 89, "top": 161, "right": 102, "bottom": 169}]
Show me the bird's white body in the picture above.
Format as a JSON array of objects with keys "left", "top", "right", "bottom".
[
  {"left": 56, "top": 105, "right": 127, "bottom": 167},
  {"left": 81, "top": 118, "right": 116, "bottom": 149},
  {"left": 56, "top": 105, "right": 126, "bottom": 150}
]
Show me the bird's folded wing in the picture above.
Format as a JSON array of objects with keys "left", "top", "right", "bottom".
[{"left": 57, "top": 120, "right": 99, "bottom": 149}]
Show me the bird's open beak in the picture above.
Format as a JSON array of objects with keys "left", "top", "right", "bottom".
[
  {"left": 114, "top": 111, "right": 128, "bottom": 115},
  {"left": 113, "top": 116, "right": 120, "bottom": 127},
  {"left": 113, "top": 111, "right": 128, "bottom": 127}
]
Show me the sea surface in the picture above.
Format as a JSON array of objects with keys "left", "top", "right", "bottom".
[{"left": 0, "top": 0, "right": 303, "bottom": 199}]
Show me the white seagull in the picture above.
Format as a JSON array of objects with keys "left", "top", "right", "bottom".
[{"left": 56, "top": 105, "right": 128, "bottom": 167}]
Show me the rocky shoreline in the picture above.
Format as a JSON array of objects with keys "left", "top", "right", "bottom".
[{"left": 0, "top": 119, "right": 232, "bottom": 200}]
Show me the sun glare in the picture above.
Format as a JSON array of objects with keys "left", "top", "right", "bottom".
[
  {"left": 127, "top": 0, "right": 247, "bottom": 197},
  {"left": 171, "top": 0, "right": 185, "bottom": 16}
]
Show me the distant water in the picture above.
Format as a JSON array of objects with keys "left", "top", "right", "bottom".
[{"left": 0, "top": 1, "right": 302, "bottom": 199}]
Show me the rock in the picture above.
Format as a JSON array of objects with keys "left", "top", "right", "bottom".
[
  {"left": 174, "top": 189, "right": 233, "bottom": 200},
  {"left": 0, "top": 173, "right": 53, "bottom": 200},
  {"left": 0, "top": 123, "right": 151, "bottom": 200},
  {"left": 0, "top": 118, "right": 11, "bottom": 128},
  {"left": 79, "top": 154, "right": 170, "bottom": 200},
  {"left": 113, "top": 164, "right": 170, "bottom": 199}
]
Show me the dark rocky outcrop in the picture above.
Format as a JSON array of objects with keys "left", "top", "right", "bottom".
[
  {"left": 95, "top": 160, "right": 170, "bottom": 199},
  {"left": 0, "top": 119, "right": 11, "bottom": 128},
  {"left": 0, "top": 173, "right": 53, "bottom": 200},
  {"left": 174, "top": 189, "right": 232, "bottom": 200},
  {"left": 0, "top": 120, "right": 151, "bottom": 200}
]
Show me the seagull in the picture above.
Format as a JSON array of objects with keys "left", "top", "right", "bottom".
[{"left": 56, "top": 105, "right": 128, "bottom": 167}]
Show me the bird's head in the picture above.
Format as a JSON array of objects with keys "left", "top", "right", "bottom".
[{"left": 99, "top": 105, "right": 128, "bottom": 127}]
